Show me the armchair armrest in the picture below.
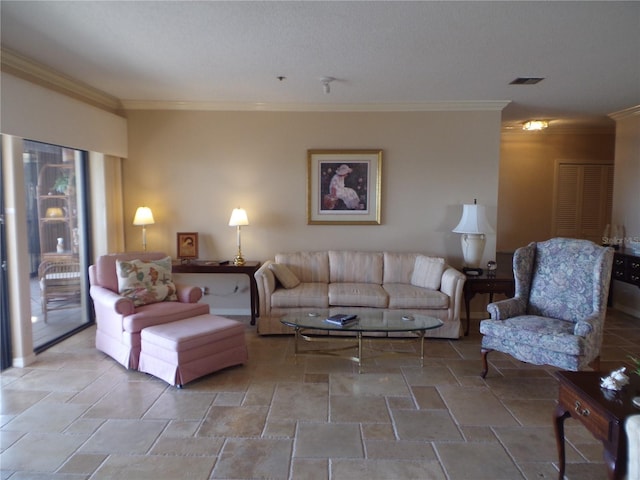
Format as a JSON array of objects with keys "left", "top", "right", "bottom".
[
  {"left": 487, "top": 297, "right": 527, "bottom": 320},
  {"left": 574, "top": 312, "right": 600, "bottom": 336},
  {"left": 175, "top": 283, "right": 203, "bottom": 303},
  {"left": 89, "top": 285, "right": 135, "bottom": 316},
  {"left": 254, "top": 260, "right": 276, "bottom": 317}
]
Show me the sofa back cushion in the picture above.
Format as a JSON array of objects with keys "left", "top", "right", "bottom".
[
  {"left": 329, "top": 251, "right": 383, "bottom": 284},
  {"left": 383, "top": 252, "right": 419, "bottom": 284},
  {"left": 275, "top": 251, "right": 329, "bottom": 283}
]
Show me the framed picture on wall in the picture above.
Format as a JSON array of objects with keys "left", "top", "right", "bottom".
[
  {"left": 177, "top": 232, "right": 198, "bottom": 259},
  {"left": 307, "top": 149, "right": 382, "bottom": 225}
]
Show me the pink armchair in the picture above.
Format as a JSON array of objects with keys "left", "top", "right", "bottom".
[{"left": 89, "top": 252, "right": 209, "bottom": 369}]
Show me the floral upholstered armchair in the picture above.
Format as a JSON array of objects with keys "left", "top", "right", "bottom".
[{"left": 480, "top": 238, "right": 614, "bottom": 378}]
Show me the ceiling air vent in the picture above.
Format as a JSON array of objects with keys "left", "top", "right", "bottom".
[{"left": 510, "top": 77, "right": 545, "bottom": 85}]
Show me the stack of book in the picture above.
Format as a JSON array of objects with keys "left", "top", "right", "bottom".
[{"left": 325, "top": 314, "right": 358, "bottom": 326}]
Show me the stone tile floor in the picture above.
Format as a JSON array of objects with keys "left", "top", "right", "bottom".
[{"left": 1, "top": 309, "right": 639, "bottom": 479}]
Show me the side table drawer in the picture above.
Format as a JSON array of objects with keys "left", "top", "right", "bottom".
[{"left": 559, "top": 385, "right": 611, "bottom": 441}]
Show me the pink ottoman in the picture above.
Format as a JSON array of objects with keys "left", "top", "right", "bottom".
[{"left": 139, "top": 314, "right": 248, "bottom": 387}]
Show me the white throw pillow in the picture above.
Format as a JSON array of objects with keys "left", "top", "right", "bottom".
[
  {"left": 116, "top": 256, "right": 177, "bottom": 306},
  {"left": 410, "top": 255, "right": 445, "bottom": 290},
  {"left": 269, "top": 263, "right": 301, "bottom": 289}
]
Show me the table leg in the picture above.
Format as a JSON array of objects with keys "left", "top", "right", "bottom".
[
  {"left": 554, "top": 404, "right": 571, "bottom": 480},
  {"left": 464, "top": 290, "right": 473, "bottom": 336},
  {"left": 248, "top": 273, "right": 258, "bottom": 325},
  {"left": 419, "top": 332, "right": 425, "bottom": 367}
]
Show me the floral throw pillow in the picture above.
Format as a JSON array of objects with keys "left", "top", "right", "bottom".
[{"left": 116, "top": 256, "right": 177, "bottom": 307}]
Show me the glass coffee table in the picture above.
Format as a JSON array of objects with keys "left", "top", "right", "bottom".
[{"left": 280, "top": 309, "right": 443, "bottom": 370}]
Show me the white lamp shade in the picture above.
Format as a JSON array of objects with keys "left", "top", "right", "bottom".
[
  {"left": 452, "top": 204, "right": 493, "bottom": 234},
  {"left": 229, "top": 208, "right": 249, "bottom": 226},
  {"left": 133, "top": 206, "right": 155, "bottom": 226}
]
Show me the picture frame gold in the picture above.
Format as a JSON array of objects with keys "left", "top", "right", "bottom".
[
  {"left": 177, "top": 232, "right": 198, "bottom": 259},
  {"left": 307, "top": 149, "right": 382, "bottom": 225}
]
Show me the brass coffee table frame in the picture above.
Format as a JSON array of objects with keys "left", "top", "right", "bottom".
[{"left": 280, "top": 311, "right": 443, "bottom": 371}]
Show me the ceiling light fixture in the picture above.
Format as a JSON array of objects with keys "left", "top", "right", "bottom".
[
  {"left": 320, "top": 76, "right": 335, "bottom": 94},
  {"left": 522, "top": 120, "right": 549, "bottom": 131}
]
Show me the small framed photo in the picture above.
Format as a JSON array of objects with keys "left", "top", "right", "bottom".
[
  {"left": 177, "top": 232, "right": 198, "bottom": 259},
  {"left": 307, "top": 149, "right": 382, "bottom": 225}
]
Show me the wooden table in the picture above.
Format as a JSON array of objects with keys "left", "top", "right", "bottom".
[
  {"left": 172, "top": 260, "right": 261, "bottom": 325},
  {"left": 554, "top": 370, "right": 640, "bottom": 480},
  {"left": 462, "top": 269, "right": 514, "bottom": 335}
]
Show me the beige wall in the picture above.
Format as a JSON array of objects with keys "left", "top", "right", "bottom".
[
  {"left": 498, "top": 129, "right": 615, "bottom": 252},
  {"left": 124, "top": 109, "right": 502, "bottom": 268}
]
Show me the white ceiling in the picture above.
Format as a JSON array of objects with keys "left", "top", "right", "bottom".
[{"left": 2, "top": 1, "right": 639, "bottom": 128}]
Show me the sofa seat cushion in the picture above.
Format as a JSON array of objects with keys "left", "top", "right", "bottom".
[
  {"left": 271, "top": 282, "right": 329, "bottom": 308},
  {"left": 329, "top": 283, "right": 388, "bottom": 308},
  {"left": 383, "top": 283, "right": 449, "bottom": 309},
  {"left": 123, "top": 301, "right": 210, "bottom": 334},
  {"left": 480, "top": 315, "right": 584, "bottom": 356}
]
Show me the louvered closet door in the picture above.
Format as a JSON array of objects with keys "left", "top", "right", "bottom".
[{"left": 553, "top": 162, "right": 613, "bottom": 243}]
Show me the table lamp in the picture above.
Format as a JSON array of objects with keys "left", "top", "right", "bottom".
[
  {"left": 133, "top": 206, "right": 155, "bottom": 251},
  {"left": 452, "top": 200, "right": 493, "bottom": 274},
  {"left": 229, "top": 208, "right": 249, "bottom": 266}
]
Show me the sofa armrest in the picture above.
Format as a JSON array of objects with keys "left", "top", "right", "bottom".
[
  {"left": 487, "top": 297, "right": 526, "bottom": 320},
  {"left": 440, "top": 266, "right": 466, "bottom": 325},
  {"left": 254, "top": 260, "right": 276, "bottom": 317},
  {"left": 175, "top": 283, "right": 203, "bottom": 303},
  {"left": 89, "top": 285, "right": 135, "bottom": 316}
]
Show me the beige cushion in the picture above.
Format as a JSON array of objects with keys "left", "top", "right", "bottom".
[
  {"left": 410, "top": 255, "right": 445, "bottom": 290},
  {"left": 383, "top": 252, "right": 418, "bottom": 284},
  {"left": 116, "top": 256, "right": 177, "bottom": 307},
  {"left": 269, "top": 263, "right": 301, "bottom": 289},
  {"left": 275, "top": 252, "right": 329, "bottom": 283},
  {"left": 329, "top": 251, "right": 383, "bottom": 284},
  {"left": 328, "top": 283, "right": 388, "bottom": 308},
  {"left": 384, "top": 283, "right": 449, "bottom": 309},
  {"left": 271, "top": 283, "right": 329, "bottom": 308}
]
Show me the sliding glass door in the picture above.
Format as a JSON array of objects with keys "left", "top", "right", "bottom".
[
  {"left": 23, "top": 140, "right": 92, "bottom": 351},
  {"left": 0, "top": 137, "right": 12, "bottom": 370}
]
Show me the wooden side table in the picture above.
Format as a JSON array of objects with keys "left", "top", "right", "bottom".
[
  {"left": 462, "top": 269, "right": 514, "bottom": 336},
  {"left": 554, "top": 370, "right": 640, "bottom": 480},
  {"left": 172, "top": 260, "right": 261, "bottom": 325}
]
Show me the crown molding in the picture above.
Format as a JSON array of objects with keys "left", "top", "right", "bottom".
[
  {"left": 609, "top": 105, "right": 640, "bottom": 121},
  {"left": 120, "top": 99, "right": 510, "bottom": 113},
  {"left": 1, "top": 48, "right": 124, "bottom": 116}
]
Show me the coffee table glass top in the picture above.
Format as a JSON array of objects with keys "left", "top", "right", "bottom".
[{"left": 280, "top": 309, "right": 443, "bottom": 333}]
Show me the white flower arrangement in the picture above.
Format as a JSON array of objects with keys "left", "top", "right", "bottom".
[{"left": 600, "top": 367, "right": 630, "bottom": 391}]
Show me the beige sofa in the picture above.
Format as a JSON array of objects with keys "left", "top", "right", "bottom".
[{"left": 254, "top": 251, "right": 466, "bottom": 338}]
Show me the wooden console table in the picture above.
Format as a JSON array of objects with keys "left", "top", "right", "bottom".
[
  {"left": 554, "top": 370, "right": 640, "bottom": 480},
  {"left": 172, "top": 260, "right": 261, "bottom": 325}
]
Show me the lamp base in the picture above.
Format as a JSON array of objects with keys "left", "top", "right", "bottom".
[
  {"left": 460, "top": 233, "right": 486, "bottom": 269},
  {"left": 233, "top": 255, "right": 246, "bottom": 266}
]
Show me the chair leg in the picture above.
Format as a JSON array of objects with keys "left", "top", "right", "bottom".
[{"left": 481, "top": 348, "right": 492, "bottom": 378}]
